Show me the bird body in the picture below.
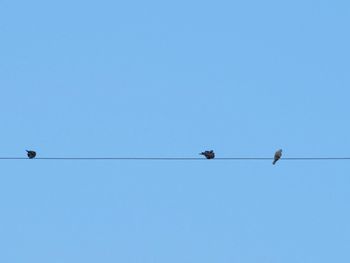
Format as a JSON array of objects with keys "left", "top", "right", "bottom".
[
  {"left": 26, "top": 150, "right": 36, "bottom": 159},
  {"left": 273, "top": 149, "right": 282, "bottom": 165},
  {"left": 200, "top": 150, "right": 215, "bottom": 159}
]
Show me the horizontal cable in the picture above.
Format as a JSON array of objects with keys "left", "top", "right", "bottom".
[{"left": 1, "top": 157, "right": 350, "bottom": 160}]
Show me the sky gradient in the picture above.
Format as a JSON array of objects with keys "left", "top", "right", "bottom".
[{"left": 1, "top": 0, "right": 350, "bottom": 262}]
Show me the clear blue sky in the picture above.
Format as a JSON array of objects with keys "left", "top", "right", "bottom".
[{"left": 1, "top": 0, "right": 350, "bottom": 262}]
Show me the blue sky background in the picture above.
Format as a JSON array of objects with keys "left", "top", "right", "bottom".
[{"left": 1, "top": 0, "right": 350, "bottom": 262}]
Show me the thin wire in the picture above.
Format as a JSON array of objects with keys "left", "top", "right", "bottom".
[{"left": 1, "top": 157, "right": 350, "bottom": 160}]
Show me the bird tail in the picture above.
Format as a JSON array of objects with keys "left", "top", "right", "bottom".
[{"left": 272, "top": 160, "right": 277, "bottom": 165}]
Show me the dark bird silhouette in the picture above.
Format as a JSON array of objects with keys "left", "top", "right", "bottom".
[
  {"left": 273, "top": 149, "right": 282, "bottom": 165},
  {"left": 200, "top": 150, "right": 215, "bottom": 159},
  {"left": 26, "top": 150, "right": 36, "bottom": 159}
]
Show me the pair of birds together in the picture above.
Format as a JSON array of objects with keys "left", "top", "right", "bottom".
[{"left": 200, "top": 149, "right": 283, "bottom": 165}]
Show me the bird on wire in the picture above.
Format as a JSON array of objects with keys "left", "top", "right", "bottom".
[
  {"left": 273, "top": 149, "right": 282, "bottom": 165},
  {"left": 200, "top": 150, "right": 215, "bottom": 159},
  {"left": 26, "top": 150, "right": 36, "bottom": 159}
]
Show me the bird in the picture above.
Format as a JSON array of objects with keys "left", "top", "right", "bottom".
[
  {"left": 273, "top": 149, "right": 282, "bottom": 165},
  {"left": 26, "top": 150, "right": 36, "bottom": 159},
  {"left": 200, "top": 150, "right": 215, "bottom": 159}
]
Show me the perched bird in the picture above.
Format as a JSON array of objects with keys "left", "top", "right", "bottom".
[
  {"left": 200, "top": 150, "right": 215, "bottom": 159},
  {"left": 273, "top": 149, "right": 282, "bottom": 165},
  {"left": 26, "top": 150, "right": 36, "bottom": 159}
]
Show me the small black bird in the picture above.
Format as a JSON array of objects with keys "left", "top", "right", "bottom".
[
  {"left": 273, "top": 149, "right": 282, "bottom": 165},
  {"left": 200, "top": 150, "right": 215, "bottom": 159},
  {"left": 26, "top": 150, "right": 36, "bottom": 159}
]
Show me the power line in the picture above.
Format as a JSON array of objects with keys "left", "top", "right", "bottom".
[{"left": 1, "top": 157, "right": 350, "bottom": 160}]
